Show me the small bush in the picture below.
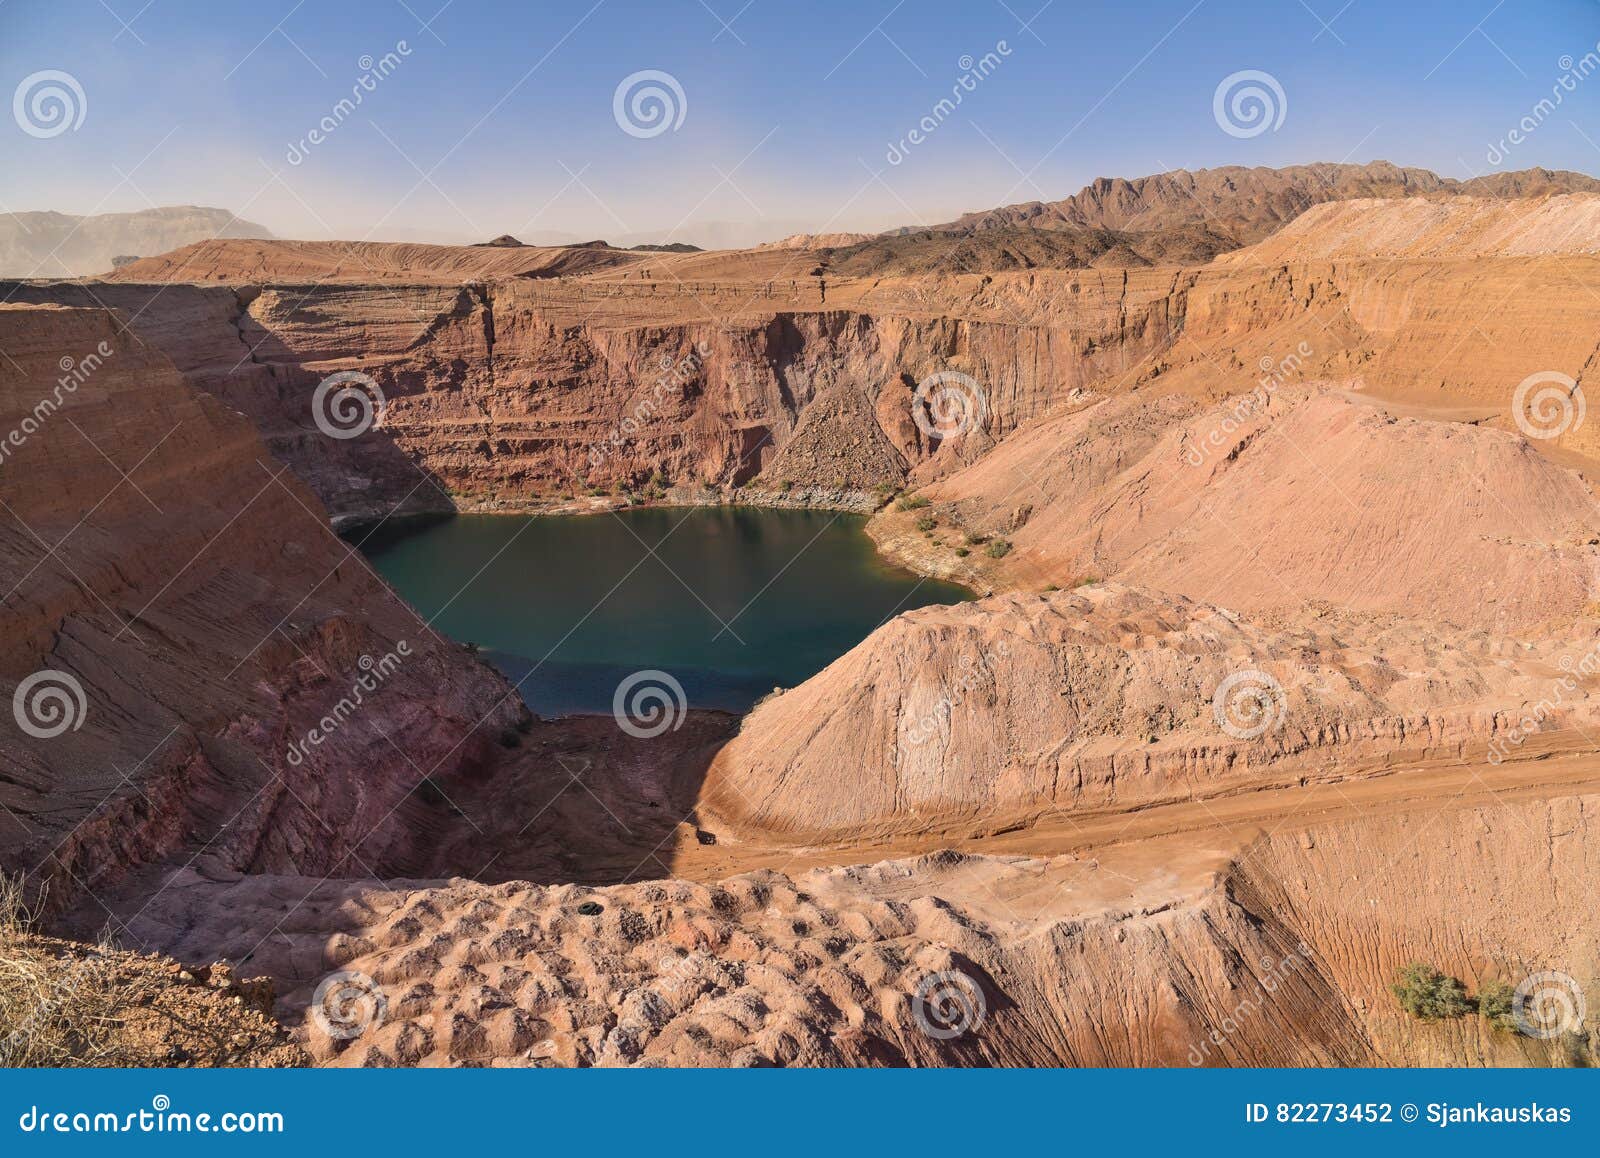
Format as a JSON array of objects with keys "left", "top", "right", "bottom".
[
  {"left": 0, "top": 875, "right": 120, "bottom": 1066},
  {"left": 1392, "top": 963, "right": 1472, "bottom": 1022},
  {"left": 1042, "top": 583, "right": 1059, "bottom": 592},
  {"left": 650, "top": 471, "right": 670, "bottom": 489},
  {"left": 1075, "top": 574, "right": 1100, "bottom": 587},
  {"left": 897, "top": 495, "right": 930, "bottom": 511},
  {"left": 964, "top": 532, "right": 987, "bottom": 546},
  {"left": 985, "top": 538, "right": 1012, "bottom": 559},
  {"left": 955, "top": 547, "right": 970, "bottom": 557},
  {"left": 915, "top": 515, "right": 937, "bottom": 532},
  {"left": 1478, "top": 980, "right": 1516, "bottom": 1032}
]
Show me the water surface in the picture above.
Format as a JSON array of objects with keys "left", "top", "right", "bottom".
[{"left": 356, "top": 507, "right": 970, "bottom": 716}]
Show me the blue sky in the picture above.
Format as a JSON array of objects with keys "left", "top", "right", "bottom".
[{"left": 3, "top": 0, "right": 1599, "bottom": 245}]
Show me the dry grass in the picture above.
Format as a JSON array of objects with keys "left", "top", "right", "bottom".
[{"left": 0, "top": 874, "right": 121, "bottom": 1066}]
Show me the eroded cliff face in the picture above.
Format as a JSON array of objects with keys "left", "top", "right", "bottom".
[
  {"left": 0, "top": 303, "right": 527, "bottom": 911},
  {"left": 11, "top": 198, "right": 1599, "bottom": 537}
]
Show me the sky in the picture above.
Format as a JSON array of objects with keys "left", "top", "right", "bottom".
[{"left": 2, "top": 0, "right": 1600, "bottom": 247}]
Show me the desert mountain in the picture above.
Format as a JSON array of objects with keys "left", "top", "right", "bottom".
[
  {"left": 0, "top": 205, "right": 271, "bottom": 278},
  {"left": 909, "top": 161, "right": 1600, "bottom": 243}
]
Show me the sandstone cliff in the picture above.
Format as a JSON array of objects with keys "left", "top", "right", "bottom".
[{"left": 0, "top": 303, "right": 526, "bottom": 911}]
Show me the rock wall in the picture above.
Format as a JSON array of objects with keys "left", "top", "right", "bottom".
[{"left": 0, "top": 303, "right": 527, "bottom": 910}]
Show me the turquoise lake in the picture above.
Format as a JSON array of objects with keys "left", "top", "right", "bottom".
[{"left": 355, "top": 507, "right": 971, "bottom": 716}]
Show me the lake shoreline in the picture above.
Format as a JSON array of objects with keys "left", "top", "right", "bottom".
[{"left": 353, "top": 506, "right": 974, "bottom": 717}]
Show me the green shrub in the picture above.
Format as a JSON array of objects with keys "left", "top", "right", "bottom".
[
  {"left": 915, "top": 515, "right": 937, "bottom": 532},
  {"left": 964, "top": 532, "right": 987, "bottom": 546},
  {"left": 897, "top": 495, "right": 930, "bottom": 511},
  {"left": 1478, "top": 980, "right": 1516, "bottom": 1032},
  {"left": 1392, "top": 963, "right": 1472, "bottom": 1021},
  {"left": 955, "top": 547, "right": 969, "bottom": 558},
  {"left": 986, "top": 538, "right": 1012, "bottom": 559}
]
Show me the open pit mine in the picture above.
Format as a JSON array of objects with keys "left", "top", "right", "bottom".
[{"left": 2, "top": 163, "right": 1598, "bottom": 1067}]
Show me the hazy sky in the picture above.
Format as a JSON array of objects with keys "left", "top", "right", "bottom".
[{"left": 3, "top": 0, "right": 1600, "bottom": 246}]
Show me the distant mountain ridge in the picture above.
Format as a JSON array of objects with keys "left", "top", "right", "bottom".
[
  {"left": 0, "top": 206, "right": 272, "bottom": 278},
  {"left": 904, "top": 162, "right": 1600, "bottom": 244}
]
